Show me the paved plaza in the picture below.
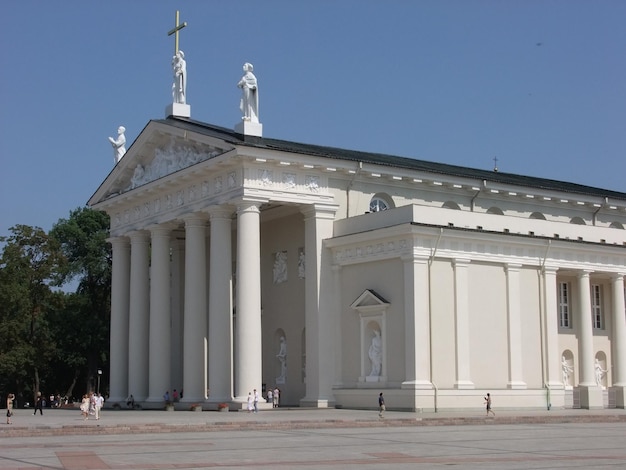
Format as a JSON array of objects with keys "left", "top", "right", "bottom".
[{"left": 0, "top": 408, "right": 625, "bottom": 469}]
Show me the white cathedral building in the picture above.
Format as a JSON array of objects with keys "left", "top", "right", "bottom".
[{"left": 90, "top": 55, "right": 626, "bottom": 412}]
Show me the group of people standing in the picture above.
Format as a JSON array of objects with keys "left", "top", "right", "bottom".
[
  {"left": 79, "top": 392, "right": 105, "bottom": 420},
  {"left": 246, "top": 387, "right": 281, "bottom": 413}
]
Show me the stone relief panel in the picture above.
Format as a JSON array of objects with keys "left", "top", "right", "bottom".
[
  {"left": 125, "top": 139, "right": 223, "bottom": 192},
  {"left": 305, "top": 175, "right": 320, "bottom": 193},
  {"left": 283, "top": 173, "right": 296, "bottom": 189},
  {"left": 273, "top": 251, "right": 288, "bottom": 284},
  {"left": 298, "top": 248, "right": 305, "bottom": 279},
  {"left": 259, "top": 169, "right": 273, "bottom": 187}
]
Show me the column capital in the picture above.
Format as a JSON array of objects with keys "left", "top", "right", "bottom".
[
  {"left": 300, "top": 203, "right": 339, "bottom": 219},
  {"left": 206, "top": 204, "right": 235, "bottom": 220},
  {"left": 542, "top": 265, "right": 559, "bottom": 275},
  {"left": 128, "top": 230, "right": 150, "bottom": 241},
  {"left": 611, "top": 273, "right": 625, "bottom": 282},
  {"left": 181, "top": 212, "right": 208, "bottom": 227},
  {"left": 147, "top": 222, "right": 177, "bottom": 235},
  {"left": 577, "top": 270, "right": 593, "bottom": 280},
  {"left": 505, "top": 263, "right": 523, "bottom": 272},
  {"left": 106, "top": 235, "right": 130, "bottom": 246},
  {"left": 452, "top": 258, "right": 471, "bottom": 268}
]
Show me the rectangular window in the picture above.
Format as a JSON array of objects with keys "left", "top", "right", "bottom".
[
  {"left": 592, "top": 284, "right": 603, "bottom": 329},
  {"left": 559, "top": 282, "right": 570, "bottom": 328}
]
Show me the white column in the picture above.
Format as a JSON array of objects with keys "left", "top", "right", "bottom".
[
  {"left": 543, "top": 267, "right": 563, "bottom": 389},
  {"left": 128, "top": 231, "right": 150, "bottom": 401},
  {"left": 170, "top": 238, "right": 184, "bottom": 397},
  {"left": 108, "top": 236, "right": 130, "bottom": 404},
  {"left": 300, "top": 204, "right": 337, "bottom": 407},
  {"left": 234, "top": 202, "right": 262, "bottom": 401},
  {"left": 577, "top": 270, "right": 603, "bottom": 409},
  {"left": 453, "top": 259, "right": 474, "bottom": 389},
  {"left": 577, "top": 271, "right": 595, "bottom": 386},
  {"left": 611, "top": 274, "right": 626, "bottom": 407},
  {"left": 208, "top": 207, "right": 234, "bottom": 403},
  {"left": 146, "top": 224, "right": 173, "bottom": 404},
  {"left": 181, "top": 215, "right": 208, "bottom": 403},
  {"left": 401, "top": 256, "right": 432, "bottom": 389},
  {"left": 506, "top": 264, "right": 526, "bottom": 389}
]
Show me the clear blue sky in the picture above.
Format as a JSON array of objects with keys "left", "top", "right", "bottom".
[{"left": 2, "top": 0, "right": 625, "bottom": 238}]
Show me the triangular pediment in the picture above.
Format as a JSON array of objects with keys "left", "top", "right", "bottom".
[
  {"left": 350, "top": 289, "right": 390, "bottom": 310},
  {"left": 88, "top": 120, "right": 235, "bottom": 206}
]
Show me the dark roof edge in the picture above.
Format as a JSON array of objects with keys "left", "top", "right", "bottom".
[{"left": 158, "top": 117, "right": 626, "bottom": 201}]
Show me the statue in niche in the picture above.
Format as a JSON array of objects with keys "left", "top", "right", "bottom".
[
  {"left": 561, "top": 356, "right": 573, "bottom": 387},
  {"left": 297, "top": 251, "right": 305, "bottom": 279},
  {"left": 273, "top": 251, "right": 287, "bottom": 284},
  {"left": 276, "top": 336, "right": 287, "bottom": 383},
  {"left": 172, "top": 50, "right": 187, "bottom": 104},
  {"left": 237, "top": 62, "right": 259, "bottom": 122},
  {"left": 595, "top": 358, "right": 607, "bottom": 387},
  {"left": 108, "top": 126, "right": 126, "bottom": 163},
  {"left": 368, "top": 329, "right": 382, "bottom": 377}
]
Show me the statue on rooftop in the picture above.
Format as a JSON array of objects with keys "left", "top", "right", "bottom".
[
  {"left": 172, "top": 50, "right": 187, "bottom": 104},
  {"left": 237, "top": 62, "right": 259, "bottom": 123},
  {"left": 108, "top": 126, "right": 126, "bottom": 163}
]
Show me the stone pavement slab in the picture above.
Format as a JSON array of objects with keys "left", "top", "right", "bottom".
[{"left": 1, "top": 407, "right": 625, "bottom": 438}]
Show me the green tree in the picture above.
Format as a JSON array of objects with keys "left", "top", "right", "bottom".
[
  {"left": 50, "top": 207, "right": 111, "bottom": 397},
  {"left": 0, "top": 225, "right": 65, "bottom": 404}
]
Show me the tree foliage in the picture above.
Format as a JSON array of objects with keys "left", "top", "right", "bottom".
[{"left": 0, "top": 208, "right": 111, "bottom": 405}]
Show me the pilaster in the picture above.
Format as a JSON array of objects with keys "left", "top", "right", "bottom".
[
  {"left": 611, "top": 274, "right": 626, "bottom": 407},
  {"left": 452, "top": 258, "right": 474, "bottom": 389},
  {"left": 505, "top": 263, "right": 526, "bottom": 389}
]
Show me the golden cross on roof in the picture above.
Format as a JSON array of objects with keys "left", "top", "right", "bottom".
[{"left": 167, "top": 10, "right": 187, "bottom": 55}]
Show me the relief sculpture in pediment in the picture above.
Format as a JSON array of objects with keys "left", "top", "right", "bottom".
[{"left": 126, "top": 139, "right": 223, "bottom": 192}]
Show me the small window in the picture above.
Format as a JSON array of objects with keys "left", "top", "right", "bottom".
[
  {"left": 559, "top": 282, "right": 571, "bottom": 328},
  {"left": 487, "top": 207, "right": 504, "bottom": 215},
  {"left": 530, "top": 212, "right": 546, "bottom": 220},
  {"left": 570, "top": 217, "right": 586, "bottom": 225},
  {"left": 442, "top": 201, "right": 461, "bottom": 210},
  {"left": 592, "top": 284, "right": 603, "bottom": 329},
  {"left": 609, "top": 221, "right": 624, "bottom": 229}
]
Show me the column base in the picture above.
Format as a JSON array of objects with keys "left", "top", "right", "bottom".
[
  {"left": 299, "top": 397, "right": 334, "bottom": 408},
  {"left": 401, "top": 380, "right": 434, "bottom": 390},
  {"left": 507, "top": 381, "right": 527, "bottom": 390},
  {"left": 577, "top": 385, "right": 604, "bottom": 409},
  {"left": 611, "top": 386, "right": 626, "bottom": 408},
  {"left": 454, "top": 380, "right": 475, "bottom": 390}
]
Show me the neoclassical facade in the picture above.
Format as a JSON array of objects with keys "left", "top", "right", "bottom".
[{"left": 89, "top": 117, "right": 626, "bottom": 411}]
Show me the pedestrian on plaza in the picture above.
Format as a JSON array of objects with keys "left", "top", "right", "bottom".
[
  {"left": 484, "top": 393, "right": 495, "bottom": 417},
  {"left": 80, "top": 394, "right": 90, "bottom": 420},
  {"left": 163, "top": 390, "right": 170, "bottom": 405},
  {"left": 247, "top": 392, "right": 253, "bottom": 413},
  {"left": 172, "top": 389, "right": 179, "bottom": 402},
  {"left": 6, "top": 393, "right": 14, "bottom": 424},
  {"left": 378, "top": 392, "right": 385, "bottom": 418},
  {"left": 126, "top": 394, "right": 135, "bottom": 409},
  {"left": 273, "top": 387, "right": 279, "bottom": 408},
  {"left": 253, "top": 389, "right": 259, "bottom": 413},
  {"left": 267, "top": 389, "right": 273, "bottom": 404},
  {"left": 33, "top": 392, "right": 44, "bottom": 415},
  {"left": 95, "top": 393, "right": 104, "bottom": 420}
]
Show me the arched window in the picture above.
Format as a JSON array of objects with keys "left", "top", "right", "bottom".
[
  {"left": 570, "top": 217, "right": 586, "bottom": 225},
  {"left": 609, "top": 221, "right": 624, "bottom": 229},
  {"left": 529, "top": 212, "right": 546, "bottom": 220},
  {"left": 487, "top": 206, "right": 504, "bottom": 215},
  {"left": 369, "top": 193, "right": 393, "bottom": 212},
  {"left": 442, "top": 201, "right": 461, "bottom": 210}
]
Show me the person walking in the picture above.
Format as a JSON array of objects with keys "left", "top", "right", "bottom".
[
  {"left": 95, "top": 393, "right": 104, "bottom": 420},
  {"left": 378, "top": 392, "right": 385, "bottom": 419},
  {"left": 6, "top": 393, "right": 14, "bottom": 424},
  {"left": 484, "top": 393, "right": 495, "bottom": 417},
  {"left": 33, "top": 392, "right": 44, "bottom": 416},
  {"left": 253, "top": 389, "right": 259, "bottom": 413}
]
